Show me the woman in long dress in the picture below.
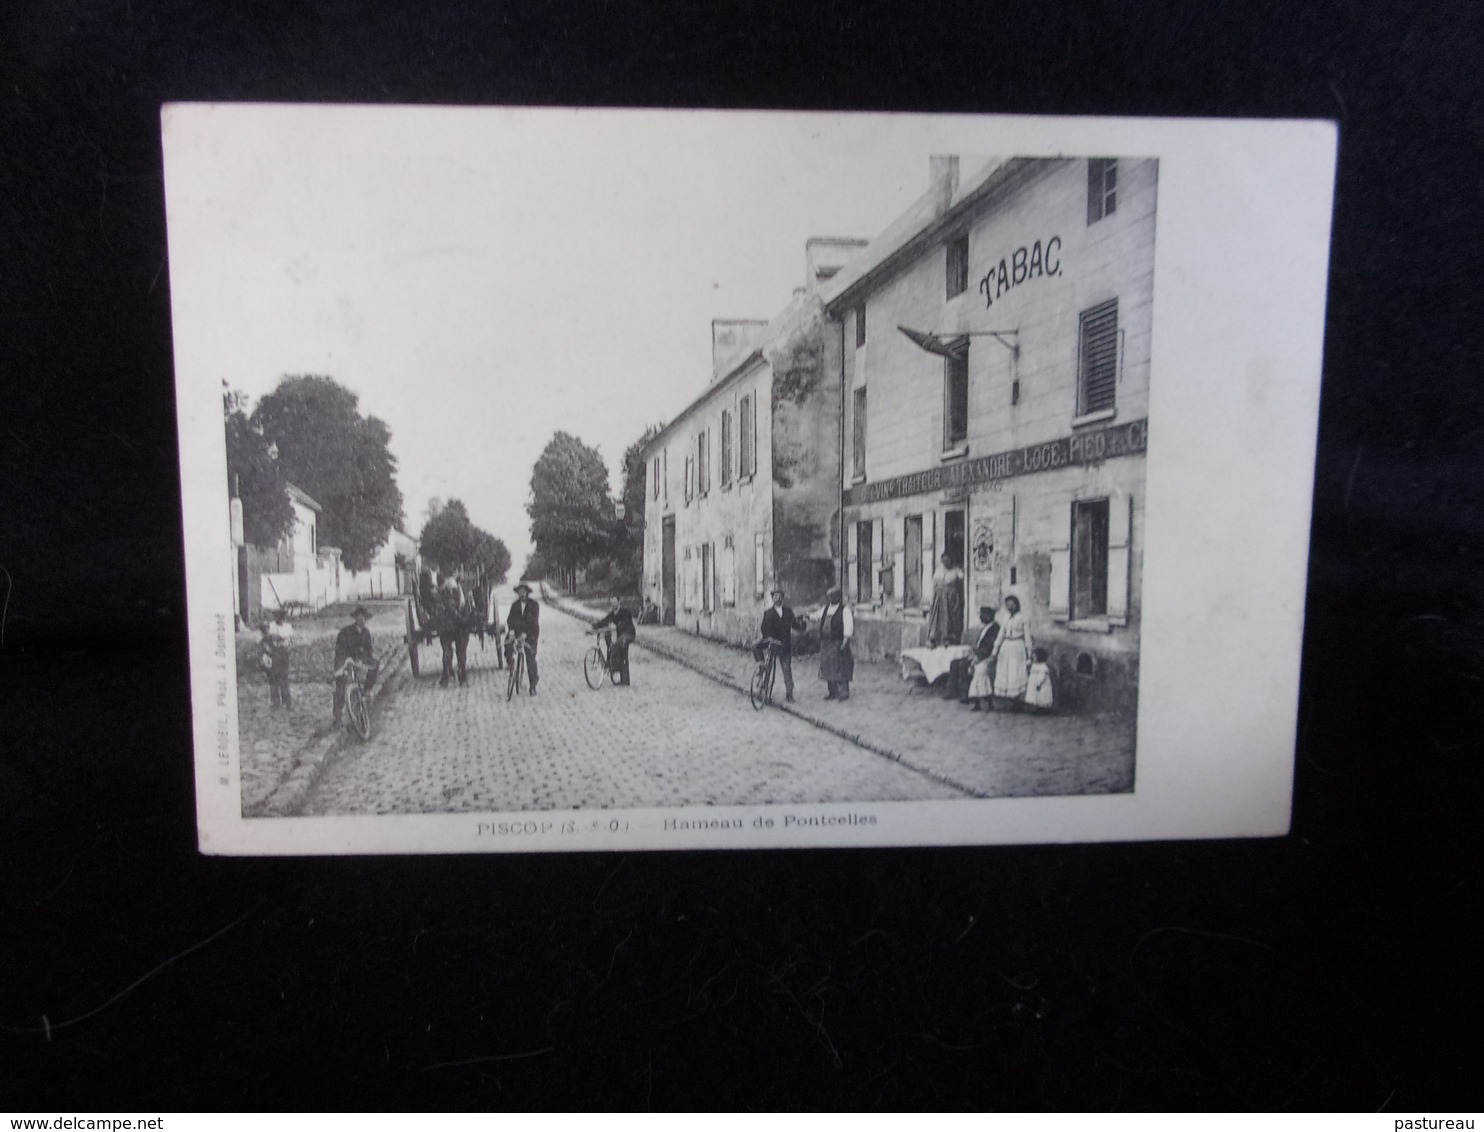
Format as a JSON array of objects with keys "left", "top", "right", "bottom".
[
  {"left": 817, "top": 586, "right": 855, "bottom": 700},
  {"left": 989, "top": 594, "right": 1032, "bottom": 705},
  {"left": 926, "top": 553, "right": 965, "bottom": 646}
]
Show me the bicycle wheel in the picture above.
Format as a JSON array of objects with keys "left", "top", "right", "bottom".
[
  {"left": 584, "top": 646, "right": 607, "bottom": 690},
  {"left": 346, "top": 684, "right": 371, "bottom": 740},
  {"left": 749, "top": 663, "right": 769, "bottom": 711},
  {"left": 507, "top": 649, "right": 523, "bottom": 701}
]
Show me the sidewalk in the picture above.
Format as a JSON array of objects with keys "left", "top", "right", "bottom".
[
  {"left": 236, "top": 600, "right": 408, "bottom": 815},
  {"left": 548, "top": 588, "right": 1134, "bottom": 799}
]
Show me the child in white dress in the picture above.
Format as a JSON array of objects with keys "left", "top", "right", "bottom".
[{"left": 1024, "top": 648, "right": 1054, "bottom": 712}]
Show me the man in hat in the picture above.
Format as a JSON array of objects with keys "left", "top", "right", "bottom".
[
  {"left": 754, "top": 586, "right": 808, "bottom": 702},
  {"left": 504, "top": 582, "right": 541, "bottom": 693},
  {"left": 817, "top": 585, "right": 855, "bottom": 700},
  {"left": 434, "top": 573, "right": 472, "bottom": 687},
  {"left": 332, "top": 605, "right": 379, "bottom": 725},
  {"left": 592, "top": 595, "right": 638, "bottom": 686}
]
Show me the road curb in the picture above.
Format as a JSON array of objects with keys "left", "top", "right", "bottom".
[
  {"left": 250, "top": 640, "right": 410, "bottom": 818},
  {"left": 542, "top": 590, "right": 985, "bottom": 800}
]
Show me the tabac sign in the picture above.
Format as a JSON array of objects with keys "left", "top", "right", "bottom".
[{"left": 846, "top": 418, "right": 1148, "bottom": 506}]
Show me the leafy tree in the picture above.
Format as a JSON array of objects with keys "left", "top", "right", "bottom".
[
  {"left": 613, "top": 423, "right": 663, "bottom": 594},
  {"left": 527, "top": 431, "right": 614, "bottom": 591},
  {"left": 251, "top": 375, "right": 404, "bottom": 572},
  {"left": 224, "top": 388, "right": 293, "bottom": 548},
  {"left": 418, "top": 499, "right": 511, "bottom": 586}
]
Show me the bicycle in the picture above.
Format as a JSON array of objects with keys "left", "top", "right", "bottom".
[
  {"left": 584, "top": 629, "right": 615, "bottom": 690},
  {"left": 749, "top": 638, "right": 786, "bottom": 711},
  {"left": 507, "top": 634, "right": 533, "bottom": 701},
  {"left": 333, "top": 658, "right": 374, "bottom": 740}
]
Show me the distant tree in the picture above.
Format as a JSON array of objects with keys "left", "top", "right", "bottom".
[
  {"left": 224, "top": 388, "right": 293, "bottom": 548},
  {"left": 614, "top": 423, "right": 663, "bottom": 594},
  {"left": 417, "top": 498, "right": 511, "bottom": 587},
  {"left": 251, "top": 375, "right": 405, "bottom": 572},
  {"left": 527, "top": 432, "right": 615, "bottom": 590},
  {"left": 521, "top": 550, "right": 549, "bottom": 582}
]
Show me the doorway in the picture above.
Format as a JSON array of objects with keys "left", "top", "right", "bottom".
[{"left": 661, "top": 516, "right": 677, "bottom": 625}]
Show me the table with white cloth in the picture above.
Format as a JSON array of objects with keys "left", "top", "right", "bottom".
[{"left": 899, "top": 645, "right": 975, "bottom": 691}]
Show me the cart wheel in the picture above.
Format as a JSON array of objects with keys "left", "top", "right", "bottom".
[{"left": 405, "top": 602, "right": 422, "bottom": 679}]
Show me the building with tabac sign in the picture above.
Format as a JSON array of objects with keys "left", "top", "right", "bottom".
[{"left": 820, "top": 155, "right": 1156, "bottom": 709}]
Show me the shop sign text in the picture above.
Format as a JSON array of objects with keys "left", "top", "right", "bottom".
[
  {"left": 980, "top": 236, "right": 1061, "bottom": 308},
  {"left": 846, "top": 418, "right": 1147, "bottom": 507}
]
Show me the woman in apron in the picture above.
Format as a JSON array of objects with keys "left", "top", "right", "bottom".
[
  {"left": 989, "top": 594, "right": 1032, "bottom": 706},
  {"left": 818, "top": 586, "right": 855, "bottom": 701}
]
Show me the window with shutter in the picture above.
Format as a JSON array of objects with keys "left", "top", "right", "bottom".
[
  {"left": 854, "top": 303, "right": 866, "bottom": 348},
  {"left": 720, "top": 410, "right": 733, "bottom": 487},
  {"left": 944, "top": 347, "right": 969, "bottom": 449},
  {"left": 723, "top": 540, "right": 736, "bottom": 605},
  {"left": 739, "top": 395, "right": 755, "bottom": 478},
  {"left": 1087, "top": 158, "right": 1117, "bottom": 224},
  {"left": 852, "top": 386, "right": 867, "bottom": 479},
  {"left": 1077, "top": 299, "right": 1119, "bottom": 416},
  {"left": 946, "top": 234, "right": 969, "bottom": 299},
  {"left": 652, "top": 456, "right": 660, "bottom": 500}
]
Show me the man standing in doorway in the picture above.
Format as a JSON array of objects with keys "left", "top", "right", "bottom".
[
  {"left": 505, "top": 582, "right": 541, "bottom": 694},
  {"left": 755, "top": 587, "right": 808, "bottom": 703}
]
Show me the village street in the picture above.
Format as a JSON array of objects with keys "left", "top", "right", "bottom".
[{"left": 298, "top": 588, "right": 968, "bottom": 816}]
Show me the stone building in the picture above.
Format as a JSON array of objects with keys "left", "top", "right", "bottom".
[
  {"left": 641, "top": 238, "right": 865, "bottom": 644},
  {"left": 820, "top": 155, "right": 1156, "bottom": 709}
]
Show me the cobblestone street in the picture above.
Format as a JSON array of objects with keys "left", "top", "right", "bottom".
[
  {"left": 300, "top": 588, "right": 966, "bottom": 815},
  {"left": 613, "top": 616, "right": 1137, "bottom": 799}
]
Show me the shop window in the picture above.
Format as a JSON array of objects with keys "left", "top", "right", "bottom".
[
  {"left": 854, "top": 303, "right": 866, "bottom": 348},
  {"left": 1077, "top": 299, "right": 1119, "bottom": 416},
  {"left": 739, "top": 395, "right": 756, "bottom": 478},
  {"left": 1087, "top": 158, "right": 1117, "bottom": 224},
  {"left": 852, "top": 386, "right": 867, "bottom": 479},
  {"left": 720, "top": 410, "right": 733, "bottom": 487},
  {"left": 944, "top": 345, "right": 969, "bottom": 450},
  {"left": 946, "top": 234, "right": 969, "bottom": 299}
]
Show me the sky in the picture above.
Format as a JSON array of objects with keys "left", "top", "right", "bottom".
[{"left": 166, "top": 105, "right": 997, "bottom": 568}]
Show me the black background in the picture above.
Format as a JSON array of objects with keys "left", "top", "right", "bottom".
[{"left": 2, "top": 0, "right": 1481, "bottom": 1111}]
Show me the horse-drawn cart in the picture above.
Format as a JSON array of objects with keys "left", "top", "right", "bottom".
[{"left": 403, "top": 581, "right": 503, "bottom": 679}]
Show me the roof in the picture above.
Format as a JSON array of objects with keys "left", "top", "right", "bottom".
[
  {"left": 819, "top": 158, "right": 1060, "bottom": 311},
  {"left": 285, "top": 483, "right": 323, "bottom": 512}
]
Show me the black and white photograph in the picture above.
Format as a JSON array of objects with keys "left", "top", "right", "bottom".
[{"left": 165, "top": 106, "right": 1334, "bottom": 853}]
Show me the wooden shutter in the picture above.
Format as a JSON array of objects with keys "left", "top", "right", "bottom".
[
  {"left": 846, "top": 521, "right": 859, "bottom": 602},
  {"left": 723, "top": 541, "right": 736, "bottom": 605},
  {"left": 1107, "top": 493, "right": 1132, "bottom": 622},
  {"left": 1079, "top": 300, "right": 1119, "bottom": 414},
  {"left": 873, "top": 517, "right": 885, "bottom": 598},
  {"left": 1049, "top": 504, "right": 1070, "bottom": 619},
  {"left": 920, "top": 511, "right": 937, "bottom": 608}
]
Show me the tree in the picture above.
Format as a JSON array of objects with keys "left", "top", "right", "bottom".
[
  {"left": 614, "top": 423, "right": 663, "bottom": 594},
  {"left": 418, "top": 499, "right": 511, "bottom": 586},
  {"left": 526, "top": 431, "right": 614, "bottom": 591},
  {"left": 224, "top": 388, "right": 293, "bottom": 548},
  {"left": 251, "top": 375, "right": 405, "bottom": 572}
]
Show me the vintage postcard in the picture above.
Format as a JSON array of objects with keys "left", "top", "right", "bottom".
[{"left": 163, "top": 106, "right": 1336, "bottom": 854}]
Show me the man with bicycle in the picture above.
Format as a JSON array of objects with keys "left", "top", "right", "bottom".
[
  {"left": 504, "top": 581, "right": 541, "bottom": 695},
  {"left": 753, "top": 587, "right": 808, "bottom": 703},
  {"left": 591, "top": 595, "right": 637, "bottom": 687},
  {"left": 332, "top": 605, "right": 379, "bottom": 725}
]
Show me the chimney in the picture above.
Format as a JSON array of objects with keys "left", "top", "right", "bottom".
[{"left": 930, "top": 154, "right": 960, "bottom": 215}]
